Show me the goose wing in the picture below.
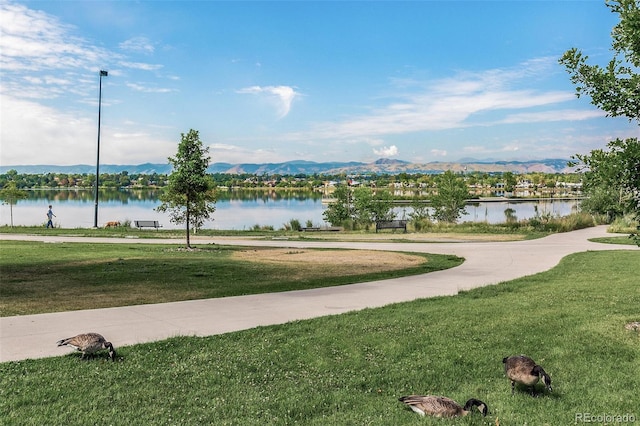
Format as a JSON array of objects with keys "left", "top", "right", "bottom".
[
  {"left": 399, "top": 395, "right": 463, "bottom": 417},
  {"left": 56, "top": 333, "right": 106, "bottom": 352},
  {"left": 504, "top": 355, "right": 540, "bottom": 385}
]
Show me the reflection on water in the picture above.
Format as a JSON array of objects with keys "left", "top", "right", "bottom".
[
  {"left": 25, "top": 188, "right": 322, "bottom": 203},
  {"left": 0, "top": 189, "right": 580, "bottom": 230}
]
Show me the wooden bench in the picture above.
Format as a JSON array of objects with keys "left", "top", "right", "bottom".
[
  {"left": 375, "top": 220, "right": 407, "bottom": 233},
  {"left": 134, "top": 220, "right": 162, "bottom": 230}
]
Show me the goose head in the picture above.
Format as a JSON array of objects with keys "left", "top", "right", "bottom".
[
  {"left": 463, "top": 398, "right": 488, "bottom": 416},
  {"left": 106, "top": 342, "right": 116, "bottom": 361},
  {"left": 533, "top": 365, "right": 552, "bottom": 392}
]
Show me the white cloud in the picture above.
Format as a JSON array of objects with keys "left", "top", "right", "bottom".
[
  {"left": 0, "top": 2, "right": 191, "bottom": 166},
  {"left": 105, "top": 131, "right": 175, "bottom": 164},
  {"left": 0, "top": 1, "right": 119, "bottom": 111},
  {"left": 0, "top": 94, "right": 177, "bottom": 165},
  {"left": 126, "top": 83, "right": 175, "bottom": 93},
  {"left": 311, "top": 89, "right": 574, "bottom": 140},
  {"left": 500, "top": 109, "right": 605, "bottom": 124},
  {"left": 209, "top": 143, "right": 287, "bottom": 164},
  {"left": 119, "top": 61, "right": 163, "bottom": 71},
  {"left": 0, "top": 2, "right": 632, "bottom": 166},
  {"left": 119, "top": 37, "right": 155, "bottom": 54},
  {"left": 0, "top": 2, "right": 111, "bottom": 75},
  {"left": 296, "top": 59, "right": 579, "bottom": 143},
  {"left": 501, "top": 144, "right": 520, "bottom": 152},
  {"left": 1, "top": 95, "right": 97, "bottom": 165},
  {"left": 237, "top": 85, "right": 300, "bottom": 118},
  {"left": 373, "top": 145, "right": 398, "bottom": 157}
]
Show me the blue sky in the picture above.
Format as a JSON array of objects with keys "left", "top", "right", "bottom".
[{"left": 1, "top": 0, "right": 638, "bottom": 166}]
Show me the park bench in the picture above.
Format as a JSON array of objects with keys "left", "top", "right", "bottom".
[
  {"left": 134, "top": 220, "right": 162, "bottom": 230},
  {"left": 375, "top": 220, "right": 407, "bottom": 233}
]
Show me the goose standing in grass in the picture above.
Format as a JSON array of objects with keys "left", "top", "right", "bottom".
[
  {"left": 503, "top": 355, "right": 552, "bottom": 395},
  {"left": 398, "top": 395, "right": 488, "bottom": 417},
  {"left": 56, "top": 333, "right": 116, "bottom": 361}
]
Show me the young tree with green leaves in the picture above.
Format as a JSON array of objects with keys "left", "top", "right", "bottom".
[
  {"left": 0, "top": 181, "right": 28, "bottom": 227},
  {"left": 560, "top": 0, "right": 639, "bottom": 244},
  {"left": 408, "top": 193, "right": 431, "bottom": 230},
  {"left": 502, "top": 171, "right": 517, "bottom": 193},
  {"left": 322, "top": 185, "right": 395, "bottom": 229},
  {"left": 570, "top": 137, "right": 640, "bottom": 218},
  {"left": 322, "top": 184, "right": 352, "bottom": 226},
  {"left": 351, "top": 187, "right": 395, "bottom": 226},
  {"left": 430, "top": 170, "right": 470, "bottom": 223},
  {"left": 156, "top": 129, "right": 216, "bottom": 249}
]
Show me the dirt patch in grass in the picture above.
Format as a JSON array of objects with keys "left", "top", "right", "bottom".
[
  {"left": 231, "top": 248, "right": 426, "bottom": 277},
  {"left": 625, "top": 321, "right": 640, "bottom": 331},
  {"left": 1, "top": 243, "right": 451, "bottom": 316}
]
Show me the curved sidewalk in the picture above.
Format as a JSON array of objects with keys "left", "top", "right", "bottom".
[{"left": 1, "top": 226, "right": 637, "bottom": 362}]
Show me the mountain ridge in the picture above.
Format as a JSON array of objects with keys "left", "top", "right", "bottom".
[{"left": 0, "top": 158, "right": 576, "bottom": 175}]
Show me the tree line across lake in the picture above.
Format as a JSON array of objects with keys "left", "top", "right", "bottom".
[{"left": 0, "top": 168, "right": 582, "bottom": 194}]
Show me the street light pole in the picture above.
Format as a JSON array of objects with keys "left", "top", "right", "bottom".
[{"left": 94, "top": 70, "right": 108, "bottom": 228}]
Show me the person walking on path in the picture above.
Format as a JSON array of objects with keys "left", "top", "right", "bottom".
[{"left": 46, "top": 205, "right": 56, "bottom": 228}]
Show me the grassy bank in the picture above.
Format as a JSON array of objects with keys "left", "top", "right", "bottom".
[
  {"left": 591, "top": 236, "right": 638, "bottom": 245},
  {"left": 2, "top": 250, "right": 638, "bottom": 424},
  {"left": 0, "top": 211, "right": 604, "bottom": 242},
  {"left": 0, "top": 223, "right": 541, "bottom": 240},
  {"left": 0, "top": 241, "right": 462, "bottom": 316}
]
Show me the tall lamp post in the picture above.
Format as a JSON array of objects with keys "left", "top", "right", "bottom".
[{"left": 94, "top": 70, "right": 108, "bottom": 228}]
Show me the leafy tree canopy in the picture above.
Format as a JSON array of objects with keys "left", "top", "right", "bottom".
[
  {"left": 156, "top": 129, "right": 216, "bottom": 248},
  {"left": 0, "top": 181, "right": 28, "bottom": 204},
  {"left": 322, "top": 185, "right": 395, "bottom": 228},
  {"left": 322, "top": 185, "right": 351, "bottom": 226},
  {"left": 571, "top": 138, "right": 640, "bottom": 220},
  {"left": 559, "top": 0, "right": 640, "bottom": 121},
  {"left": 561, "top": 0, "right": 640, "bottom": 244},
  {"left": 430, "top": 171, "right": 469, "bottom": 223},
  {"left": 352, "top": 186, "right": 395, "bottom": 225},
  {"left": 0, "top": 181, "right": 28, "bottom": 227}
]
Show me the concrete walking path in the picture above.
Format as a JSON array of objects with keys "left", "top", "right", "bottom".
[{"left": 1, "top": 226, "right": 637, "bottom": 362}]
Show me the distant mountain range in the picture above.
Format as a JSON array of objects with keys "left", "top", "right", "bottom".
[{"left": 0, "top": 158, "right": 577, "bottom": 175}]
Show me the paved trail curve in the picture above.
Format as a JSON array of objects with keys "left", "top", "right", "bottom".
[{"left": 1, "top": 226, "right": 636, "bottom": 362}]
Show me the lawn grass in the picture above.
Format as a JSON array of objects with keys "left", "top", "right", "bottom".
[
  {"left": 590, "top": 235, "right": 638, "bottom": 245},
  {"left": 0, "top": 224, "right": 538, "bottom": 241},
  {"left": 0, "top": 241, "right": 462, "bottom": 316},
  {"left": 0, "top": 212, "right": 602, "bottom": 242},
  {"left": 1, "top": 250, "right": 638, "bottom": 425}
]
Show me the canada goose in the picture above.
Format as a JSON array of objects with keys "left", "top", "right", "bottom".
[
  {"left": 503, "top": 355, "right": 552, "bottom": 395},
  {"left": 398, "top": 395, "right": 488, "bottom": 418},
  {"left": 56, "top": 333, "right": 116, "bottom": 361}
]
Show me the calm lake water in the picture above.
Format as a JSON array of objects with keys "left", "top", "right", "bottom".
[{"left": 0, "top": 189, "right": 581, "bottom": 230}]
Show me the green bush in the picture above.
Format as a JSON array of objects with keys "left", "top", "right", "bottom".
[
  {"left": 409, "top": 217, "right": 432, "bottom": 232},
  {"left": 288, "top": 218, "right": 301, "bottom": 231},
  {"left": 609, "top": 214, "right": 639, "bottom": 233},
  {"left": 252, "top": 224, "right": 274, "bottom": 231}
]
